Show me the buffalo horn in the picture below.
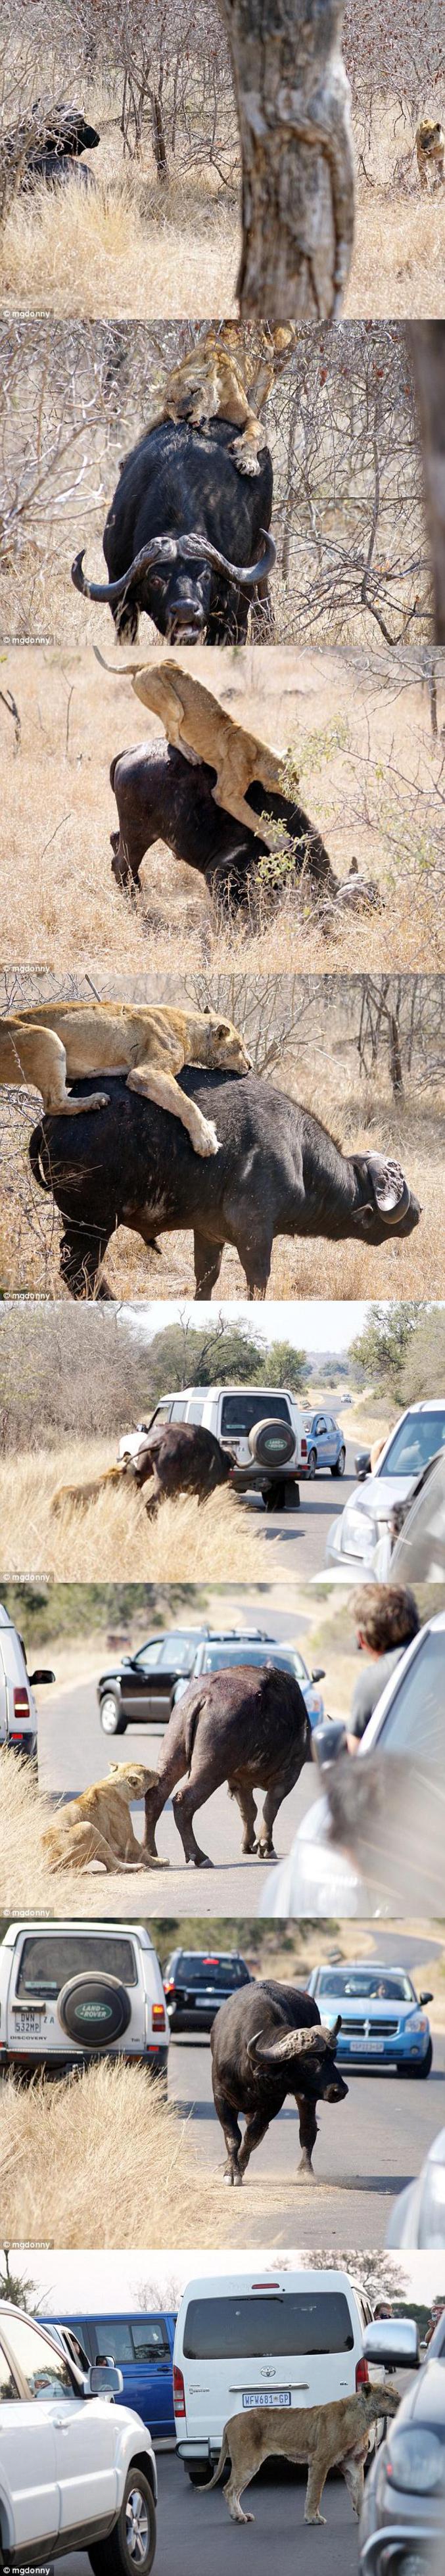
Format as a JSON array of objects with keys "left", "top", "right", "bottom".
[{"left": 71, "top": 527, "right": 276, "bottom": 603}]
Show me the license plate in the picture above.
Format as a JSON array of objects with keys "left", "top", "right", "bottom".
[
  {"left": 12, "top": 2013, "right": 45, "bottom": 2038},
  {"left": 350, "top": 2036, "right": 385, "bottom": 2053},
  {"left": 242, "top": 2391, "right": 291, "bottom": 2408}
]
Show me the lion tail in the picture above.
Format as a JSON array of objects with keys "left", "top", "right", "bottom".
[{"left": 202, "top": 2429, "right": 230, "bottom": 2491}]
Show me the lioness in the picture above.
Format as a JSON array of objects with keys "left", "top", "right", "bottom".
[
  {"left": 0, "top": 1000, "right": 252, "bottom": 1157},
  {"left": 149, "top": 323, "right": 297, "bottom": 477},
  {"left": 42, "top": 1761, "right": 166, "bottom": 1873},
  {"left": 96, "top": 657, "right": 292, "bottom": 856},
  {"left": 416, "top": 118, "right": 445, "bottom": 190},
  {"left": 204, "top": 2383, "right": 400, "bottom": 2525}
]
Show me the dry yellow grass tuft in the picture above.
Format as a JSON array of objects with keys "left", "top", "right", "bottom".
[
  {"left": 0, "top": 2050, "right": 227, "bottom": 2249},
  {"left": 0, "top": 1438, "right": 260, "bottom": 1581},
  {"left": 1, "top": 132, "right": 444, "bottom": 321}
]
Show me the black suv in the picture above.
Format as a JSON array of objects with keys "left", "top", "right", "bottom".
[
  {"left": 97, "top": 1626, "right": 272, "bottom": 1735},
  {"left": 97, "top": 1628, "right": 213, "bottom": 1734},
  {"left": 163, "top": 1949, "right": 252, "bottom": 2031}
]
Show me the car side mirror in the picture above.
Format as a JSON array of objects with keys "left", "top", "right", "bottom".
[
  {"left": 28, "top": 1668, "right": 55, "bottom": 1685},
  {"left": 88, "top": 2362, "right": 124, "bottom": 2396},
  {"left": 420, "top": 1992, "right": 433, "bottom": 2006},
  {"left": 311, "top": 1668, "right": 325, "bottom": 1683},
  {"left": 312, "top": 1719, "right": 348, "bottom": 1768},
  {"left": 354, "top": 1450, "right": 371, "bottom": 1480},
  {"left": 363, "top": 2320, "right": 420, "bottom": 2370}
]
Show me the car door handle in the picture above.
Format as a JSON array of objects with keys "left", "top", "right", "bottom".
[{"left": 51, "top": 2414, "right": 72, "bottom": 2429}]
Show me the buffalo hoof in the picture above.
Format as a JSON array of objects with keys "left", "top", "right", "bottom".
[
  {"left": 297, "top": 2158, "right": 314, "bottom": 2180},
  {"left": 186, "top": 1850, "right": 214, "bottom": 1867}
]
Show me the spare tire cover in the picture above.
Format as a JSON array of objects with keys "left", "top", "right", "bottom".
[
  {"left": 248, "top": 1417, "right": 296, "bottom": 1469},
  {"left": 57, "top": 1971, "right": 131, "bottom": 2049}
]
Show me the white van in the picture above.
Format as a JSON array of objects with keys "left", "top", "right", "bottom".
[
  {"left": 0, "top": 1920, "right": 169, "bottom": 2074},
  {"left": 173, "top": 2268, "right": 376, "bottom": 2479},
  {"left": 0, "top": 1602, "right": 55, "bottom": 1758},
  {"left": 119, "top": 1387, "right": 310, "bottom": 1509}
]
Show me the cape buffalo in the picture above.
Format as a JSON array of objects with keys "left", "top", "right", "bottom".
[
  {"left": 210, "top": 1978, "right": 348, "bottom": 2182},
  {"left": 142, "top": 1662, "right": 311, "bottom": 1867},
  {"left": 109, "top": 738, "right": 340, "bottom": 910},
  {"left": 129, "top": 1419, "right": 233, "bottom": 1518},
  {"left": 28, "top": 1067, "right": 421, "bottom": 1301},
  {"left": 71, "top": 417, "right": 275, "bottom": 644},
  {"left": 12, "top": 103, "right": 100, "bottom": 191}
]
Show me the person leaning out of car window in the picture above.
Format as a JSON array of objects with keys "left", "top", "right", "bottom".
[{"left": 344, "top": 1585, "right": 420, "bottom": 1754}]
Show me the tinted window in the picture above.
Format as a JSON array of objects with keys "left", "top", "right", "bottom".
[
  {"left": 221, "top": 1395, "right": 291, "bottom": 1435},
  {"left": 3, "top": 2316, "right": 77, "bottom": 2399},
  {"left": 379, "top": 1413, "right": 445, "bottom": 1477},
  {"left": 16, "top": 1934, "right": 138, "bottom": 1997},
  {"left": 315, "top": 1970, "right": 413, "bottom": 2002},
  {"left": 0, "top": 2341, "right": 20, "bottom": 2400},
  {"left": 131, "top": 2320, "right": 169, "bottom": 2356},
  {"left": 176, "top": 1955, "right": 249, "bottom": 1989},
  {"left": 199, "top": 1646, "right": 300, "bottom": 1679},
  {"left": 183, "top": 2293, "right": 354, "bottom": 2358},
  {"left": 95, "top": 2318, "right": 133, "bottom": 2360},
  {"left": 379, "top": 1633, "right": 444, "bottom": 1758},
  {"left": 156, "top": 1635, "right": 197, "bottom": 1672}
]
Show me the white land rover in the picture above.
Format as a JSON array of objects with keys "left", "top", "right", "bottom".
[
  {"left": 118, "top": 1385, "right": 310, "bottom": 1510},
  {"left": 0, "top": 1920, "right": 169, "bottom": 2075},
  {"left": 0, "top": 2303, "right": 157, "bottom": 2571}
]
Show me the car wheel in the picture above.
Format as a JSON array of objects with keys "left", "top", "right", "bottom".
[
  {"left": 89, "top": 2470, "right": 156, "bottom": 2576},
  {"left": 398, "top": 2039, "right": 433, "bottom": 2078},
  {"left": 307, "top": 1449, "right": 317, "bottom": 1478},
  {"left": 188, "top": 2468, "right": 211, "bottom": 2487},
  {"left": 331, "top": 1449, "right": 346, "bottom": 1477},
  {"left": 100, "top": 1693, "right": 126, "bottom": 1735}
]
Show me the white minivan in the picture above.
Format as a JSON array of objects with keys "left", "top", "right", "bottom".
[
  {"left": 0, "top": 1602, "right": 55, "bottom": 1759},
  {"left": 173, "top": 2268, "right": 376, "bottom": 2481}
]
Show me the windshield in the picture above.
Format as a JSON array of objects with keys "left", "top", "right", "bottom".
[
  {"left": 378, "top": 1631, "right": 444, "bottom": 1757},
  {"left": 220, "top": 1395, "right": 291, "bottom": 1435},
  {"left": 175, "top": 1956, "right": 249, "bottom": 1989},
  {"left": 314, "top": 1969, "right": 414, "bottom": 2002},
  {"left": 378, "top": 1413, "right": 445, "bottom": 1478},
  {"left": 199, "top": 1645, "right": 306, "bottom": 1680},
  {"left": 183, "top": 2291, "right": 354, "bottom": 2359},
  {"left": 16, "top": 1934, "right": 137, "bottom": 1998}
]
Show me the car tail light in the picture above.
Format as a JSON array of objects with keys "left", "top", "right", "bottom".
[
  {"left": 13, "top": 1688, "right": 30, "bottom": 1720},
  {"left": 174, "top": 2364, "right": 186, "bottom": 2418},
  {"left": 163, "top": 1979, "right": 176, "bottom": 1996},
  {"left": 300, "top": 1439, "right": 307, "bottom": 1458},
  {"left": 152, "top": 2003, "right": 166, "bottom": 2031},
  {"left": 356, "top": 2356, "right": 369, "bottom": 2387}
]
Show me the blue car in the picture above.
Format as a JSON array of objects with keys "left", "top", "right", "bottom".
[
  {"left": 302, "top": 1413, "right": 346, "bottom": 1478},
  {"left": 306, "top": 1963, "right": 433, "bottom": 2075},
  {"left": 40, "top": 2310, "right": 176, "bottom": 2441}
]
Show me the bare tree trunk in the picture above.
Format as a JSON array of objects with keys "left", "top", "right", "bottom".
[
  {"left": 218, "top": 0, "right": 355, "bottom": 317},
  {"left": 410, "top": 324, "right": 445, "bottom": 646}
]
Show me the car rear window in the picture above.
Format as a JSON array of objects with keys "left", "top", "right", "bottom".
[
  {"left": 221, "top": 1395, "right": 292, "bottom": 1435},
  {"left": 183, "top": 2293, "right": 354, "bottom": 2358},
  {"left": 199, "top": 1646, "right": 298, "bottom": 1677},
  {"left": 176, "top": 1955, "right": 249, "bottom": 1989},
  {"left": 15, "top": 1934, "right": 138, "bottom": 1998},
  {"left": 379, "top": 1413, "right": 445, "bottom": 1477}
]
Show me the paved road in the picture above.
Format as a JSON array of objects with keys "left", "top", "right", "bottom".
[
  {"left": 241, "top": 1446, "right": 356, "bottom": 1580},
  {"left": 51, "top": 2456, "right": 362, "bottom": 2576},
  {"left": 37, "top": 1603, "right": 323, "bottom": 1913},
  {"left": 167, "top": 1997, "right": 445, "bottom": 2251}
]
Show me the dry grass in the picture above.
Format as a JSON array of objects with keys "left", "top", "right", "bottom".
[
  {"left": 1, "top": 105, "right": 444, "bottom": 320},
  {"left": 0, "top": 2049, "right": 229, "bottom": 2249},
  {"left": 2, "top": 645, "right": 444, "bottom": 975},
  {"left": 0, "top": 1436, "right": 260, "bottom": 1580}
]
